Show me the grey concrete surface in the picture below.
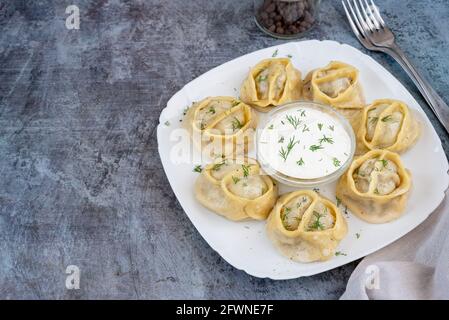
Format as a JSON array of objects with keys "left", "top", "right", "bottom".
[{"left": 0, "top": 0, "right": 448, "bottom": 299}]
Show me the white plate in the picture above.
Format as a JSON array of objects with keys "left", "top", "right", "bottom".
[{"left": 157, "top": 40, "right": 449, "bottom": 279}]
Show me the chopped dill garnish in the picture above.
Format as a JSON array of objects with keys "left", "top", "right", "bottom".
[
  {"left": 336, "top": 196, "right": 342, "bottom": 207},
  {"left": 278, "top": 136, "right": 285, "bottom": 143},
  {"left": 317, "top": 123, "right": 323, "bottom": 131},
  {"left": 164, "top": 121, "right": 170, "bottom": 126},
  {"left": 212, "top": 160, "right": 226, "bottom": 171},
  {"left": 272, "top": 49, "right": 278, "bottom": 57},
  {"left": 381, "top": 115, "right": 393, "bottom": 122},
  {"left": 356, "top": 233, "right": 361, "bottom": 239},
  {"left": 335, "top": 251, "right": 347, "bottom": 256},
  {"left": 287, "top": 54, "right": 293, "bottom": 58},
  {"left": 286, "top": 115, "right": 302, "bottom": 130},
  {"left": 298, "top": 109, "right": 306, "bottom": 117},
  {"left": 208, "top": 106, "right": 216, "bottom": 114},
  {"left": 241, "top": 164, "right": 251, "bottom": 178},
  {"left": 231, "top": 117, "right": 243, "bottom": 131},
  {"left": 296, "top": 158, "right": 304, "bottom": 166},
  {"left": 328, "top": 125, "right": 334, "bottom": 131},
  {"left": 369, "top": 116, "right": 379, "bottom": 124},
  {"left": 232, "top": 176, "right": 240, "bottom": 184},
  {"left": 268, "top": 124, "right": 274, "bottom": 129},
  {"left": 308, "top": 211, "right": 325, "bottom": 231},
  {"left": 333, "top": 157, "right": 341, "bottom": 167},
  {"left": 279, "top": 136, "right": 299, "bottom": 161},
  {"left": 309, "top": 144, "right": 323, "bottom": 152},
  {"left": 302, "top": 124, "right": 310, "bottom": 132},
  {"left": 193, "top": 165, "right": 202, "bottom": 173},
  {"left": 258, "top": 75, "right": 268, "bottom": 82},
  {"left": 319, "top": 135, "right": 334, "bottom": 144}
]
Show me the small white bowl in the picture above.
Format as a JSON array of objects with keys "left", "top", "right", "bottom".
[{"left": 256, "top": 100, "right": 356, "bottom": 188}]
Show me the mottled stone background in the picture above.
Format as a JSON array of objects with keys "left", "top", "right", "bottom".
[{"left": 0, "top": 0, "right": 448, "bottom": 299}]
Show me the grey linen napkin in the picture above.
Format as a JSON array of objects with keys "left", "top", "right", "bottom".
[{"left": 340, "top": 191, "right": 449, "bottom": 300}]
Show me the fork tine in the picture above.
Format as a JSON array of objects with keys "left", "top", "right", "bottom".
[
  {"left": 370, "top": 0, "right": 385, "bottom": 26},
  {"left": 345, "top": 0, "right": 368, "bottom": 38},
  {"left": 357, "top": 0, "right": 375, "bottom": 32},
  {"left": 342, "top": 1, "right": 361, "bottom": 37},
  {"left": 352, "top": 0, "right": 371, "bottom": 35},
  {"left": 363, "top": 0, "right": 380, "bottom": 29}
]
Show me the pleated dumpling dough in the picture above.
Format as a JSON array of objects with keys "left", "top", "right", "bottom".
[
  {"left": 184, "top": 96, "right": 258, "bottom": 157},
  {"left": 240, "top": 58, "right": 302, "bottom": 112},
  {"left": 195, "top": 158, "right": 278, "bottom": 221},
  {"left": 336, "top": 150, "right": 412, "bottom": 223},
  {"left": 266, "top": 190, "right": 347, "bottom": 262},
  {"left": 356, "top": 99, "right": 420, "bottom": 154},
  {"left": 303, "top": 61, "right": 365, "bottom": 129}
]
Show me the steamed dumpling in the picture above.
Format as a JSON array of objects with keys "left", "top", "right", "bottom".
[
  {"left": 266, "top": 190, "right": 347, "bottom": 262},
  {"left": 240, "top": 58, "right": 302, "bottom": 112},
  {"left": 336, "top": 149, "right": 412, "bottom": 223},
  {"left": 184, "top": 96, "right": 258, "bottom": 158},
  {"left": 356, "top": 99, "right": 420, "bottom": 154},
  {"left": 195, "top": 158, "right": 278, "bottom": 221},
  {"left": 303, "top": 61, "right": 365, "bottom": 130}
]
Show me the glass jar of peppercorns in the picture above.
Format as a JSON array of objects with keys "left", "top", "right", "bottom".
[{"left": 254, "top": 0, "right": 320, "bottom": 39}]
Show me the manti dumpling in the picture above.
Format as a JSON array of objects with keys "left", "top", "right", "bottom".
[
  {"left": 266, "top": 190, "right": 347, "bottom": 262},
  {"left": 303, "top": 61, "right": 365, "bottom": 129},
  {"left": 336, "top": 150, "right": 412, "bottom": 223},
  {"left": 184, "top": 96, "right": 258, "bottom": 158},
  {"left": 356, "top": 99, "right": 420, "bottom": 154},
  {"left": 240, "top": 58, "right": 302, "bottom": 112},
  {"left": 195, "top": 157, "right": 278, "bottom": 221}
]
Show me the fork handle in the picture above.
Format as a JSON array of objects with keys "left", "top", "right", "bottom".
[{"left": 384, "top": 43, "right": 449, "bottom": 135}]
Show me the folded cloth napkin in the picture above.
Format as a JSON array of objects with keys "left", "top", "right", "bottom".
[{"left": 340, "top": 191, "right": 449, "bottom": 300}]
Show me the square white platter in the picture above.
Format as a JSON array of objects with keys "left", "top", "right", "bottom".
[{"left": 157, "top": 40, "right": 448, "bottom": 279}]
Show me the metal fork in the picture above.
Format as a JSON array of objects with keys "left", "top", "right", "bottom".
[{"left": 342, "top": 0, "right": 449, "bottom": 135}]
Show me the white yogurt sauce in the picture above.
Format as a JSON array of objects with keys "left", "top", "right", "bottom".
[{"left": 258, "top": 107, "right": 352, "bottom": 180}]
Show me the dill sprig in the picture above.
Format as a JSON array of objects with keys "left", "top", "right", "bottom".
[
  {"left": 336, "top": 196, "right": 342, "bottom": 207},
  {"left": 369, "top": 116, "right": 379, "bottom": 124},
  {"left": 309, "top": 144, "right": 323, "bottom": 152},
  {"left": 285, "top": 115, "right": 302, "bottom": 130},
  {"left": 241, "top": 164, "right": 251, "bottom": 178},
  {"left": 308, "top": 211, "right": 325, "bottom": 231},
  {"left": 319, "top": 135, "right": 334, "bottom": 144},
  {"left": 231, "top": 117, "right": 243, "bottom": 131},
  {"left": 279, "top": 136, "right": 299, "bottom": 161},
  {"left": 297, "top": 109, "right": 306, "bottom": 117},
  {"left": 296, "top": 158, "right": 304, "bottom": 166},
  {"left": 302, "top": 124, "right": 310, "bottom": 132},
  {"left": 212, "top": 160, "right": 226, "bottom": 171},
  {"left": 333, "top": 157, "right": 341, "bottom": 167}
]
